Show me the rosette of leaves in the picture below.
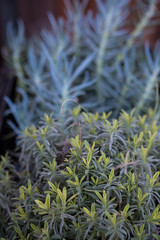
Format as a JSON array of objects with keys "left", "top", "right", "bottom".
[
  {"left": 1, "top": 107, "right": 160, "bottom": 239},
  {"left": 3, "top": 0, "right": 160, "bottom": 133}
]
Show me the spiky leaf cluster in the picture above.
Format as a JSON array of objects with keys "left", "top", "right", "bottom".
[
  {"left": 3, "top": 0, "right": 160, "bottom": 132},
  {"left": 1, "top": 108, "right": 160, "bottom": 239}
]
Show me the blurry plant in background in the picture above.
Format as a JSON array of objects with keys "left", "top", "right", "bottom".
[{"left": 2, "top": 0, "right": 160, "bottom": 133}]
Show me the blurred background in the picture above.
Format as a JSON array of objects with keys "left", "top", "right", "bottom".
[
  {"left": 1, "top": 0, "right": 160, "bottom": 59},
  {"left": 0, "top": 0, "right": 97, "bottom": 63}
]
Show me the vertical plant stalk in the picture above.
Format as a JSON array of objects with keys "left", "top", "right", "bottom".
[
  {"left": 127, "top": 0, "right": 156, "bottom": 48},
  {"left": 12, "top": 51, "right": 24, "bottom": 85},
  {"left": 95, "top": 1, "right": 127, "bottom": 103},
  {"left": 114, "top": 75, "right": 132, "bottom": 116},
  {"left": 65, "top": 0, "right": 87, "bottom": 60},
  {"left": 96, "top": 16, "right": 109, "bottom": 103},
  {"left": 73, "top": 14, "right": 81, "bottom": 58},
  {"left": 6, "top": 21, "right": 26, "bottom": 88},
  {"left": 128, "top": 0, "right": 156, "bottom": 54},
  {"left": 136, "top": 65, "right": 160, "bottom": 113},
  {"left": 117, "top": 0, "right": 156, "bottom": 62}
]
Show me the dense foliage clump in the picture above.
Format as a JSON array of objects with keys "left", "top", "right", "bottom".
[{"left": 1, "top": 108, "right": 160, "bottom": 239}]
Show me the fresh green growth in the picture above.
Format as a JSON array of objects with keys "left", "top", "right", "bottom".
[
  {"left": 1, "top": 108, "right": 160, "bottom": 239},
  {"left": 3, "top": 0, "right": 160, "bottom": 132}
]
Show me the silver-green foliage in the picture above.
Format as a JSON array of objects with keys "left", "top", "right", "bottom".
[
  {"left": 1, "top": 108, "right": 160, "bottom": 239},
  {"left": 3, "top": 0, "right": 160, "bottom": 132}
]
